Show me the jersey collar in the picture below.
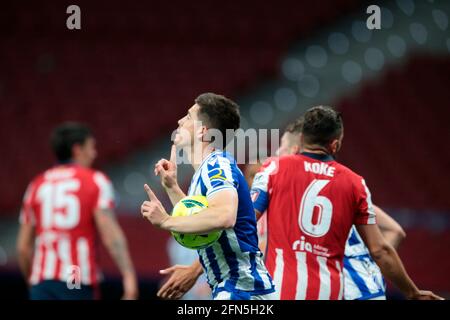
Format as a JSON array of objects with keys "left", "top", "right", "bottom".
[{"left": 301, "top": 152, "right": 334, "bottom": 162}]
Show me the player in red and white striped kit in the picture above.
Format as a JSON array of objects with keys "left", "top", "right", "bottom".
[
  {"left": 251, "top": 106, "right": 442, "bottom": 300},
  {"left": 16, "top": 123, "right": 138, "bottom": 300}
]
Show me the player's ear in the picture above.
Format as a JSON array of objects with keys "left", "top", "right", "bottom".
[
  {"left": 329, "top": 139, "right": 340, "bottom": 155},
  {"left": 196, "top": 125, "right": 208, "bottom": 142},
  {"left": 72, "top": 143, "right": 82, "bottom": 159}
]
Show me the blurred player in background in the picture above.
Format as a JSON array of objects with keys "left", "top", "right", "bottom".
[
  {"left": 16, "top": 123, "right": 138, "bottom": 300},
  {"left": 254, "top": 117, "right": 406, "bottom": 300},
  {"left": 140, "top": 93, "right": 274, "bottom": 300},
  {"left": 251, "top": 106, "right": 442, "bottom": 300}
]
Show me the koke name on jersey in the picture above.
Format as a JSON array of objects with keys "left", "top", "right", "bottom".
[{"left": 304, "top": 161, "right": 335, "bottom": 177}]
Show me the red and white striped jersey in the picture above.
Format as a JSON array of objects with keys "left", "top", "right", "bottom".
[
  {"left": 20, "top": 164, "right": 115, "bottom": 286},
  {"left": 251, "top": 153, "right": 376, "bottom": 300}
]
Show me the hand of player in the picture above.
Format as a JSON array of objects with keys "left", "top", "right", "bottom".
[
  {"left": 155, "top": 145, "right": 178, "bottom": 190},
  {"left": 141, "top": 184, "right": 170, "bottom": 229},
  {"left": 407, "top": 290, "right": 444, "bottom": 300},
  {"left": 157, "top": 265, "right": 201, "bottom": 300},
  {"left": 121, "top": 272, "right": 139, "bottom": 300}
]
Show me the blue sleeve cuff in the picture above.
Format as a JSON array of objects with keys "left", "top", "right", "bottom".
[{"left": 250, "top": 188, "right": 269, "bottom": 213}]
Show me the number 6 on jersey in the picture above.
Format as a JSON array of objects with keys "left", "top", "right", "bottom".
[{"left": 299, "top": 179, "right": 333, "bottom": 237}]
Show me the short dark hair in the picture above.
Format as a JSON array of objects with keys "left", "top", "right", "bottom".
[
  {"left": 50, "top": 122, "right": 92, "bottom": 162},
  {"left": 285, "top": 116, "right": 304, "bottom": 135},
  {"left": 195, "top": 92, "right": 240, "bottom": 147},
  {"left": 302, "top": 106, "right": 343, "bottom": 147}
]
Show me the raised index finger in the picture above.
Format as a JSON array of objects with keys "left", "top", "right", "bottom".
[{"left": 144, "top": 184, "right": 158, "bottom": 201}]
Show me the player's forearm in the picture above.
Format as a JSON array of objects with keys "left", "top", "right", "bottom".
[
  {"left": 191, "top": 259, "right": 204, "bottom": 277},
  {"left": 16, "top": 224, "right": 35, "bottom": 282},
  {"left": 375, "top": 205, "right": 406, "bottom": 249},
  {"left": 371, "top": 243, "right": 419, "bottom": 298},
  {"left": 380, "top": 229, "right": 406, "bottom": 249},
  {"left": 164, "top": 207, "right": 235, "bottom": 234},
  {"left": 17, "top": 249, "right": 32, "bottom": 281},
  {"left": 164, "top": 184, "right": 186, "bottom": 206}
]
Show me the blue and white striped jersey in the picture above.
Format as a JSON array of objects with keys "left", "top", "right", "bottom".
[
  {"left": 188, "top": 150, "right": 275, "bottom": 298},
  {"left": 343, "top": 226, "right": 386, "bottom": 300}
]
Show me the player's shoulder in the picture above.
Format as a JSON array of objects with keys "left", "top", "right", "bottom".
[
  {"left": 67, "top": 166, "right": 113, "bottom": 186},
  {"left": 91, "top": 169, "right": 111, "bottom": 181},
  {"left": 260, "top": 156, "right": 279, "bottom": 166},
  {"left": 267, "top": 154, "right": 303, "bottom": 171},
  {"left": 29, "top": 164, "right": 78, "bottom": 186},
  {"left": 68, "top": 166, "right": 108, "bottom": 180},
  {"left": 90, "top": 169, "right": 113, "bottom": 188},
  {"left": 206, "top": 150, "right": 237, "bottom": 168},
  {"left": 279, "top": 154, "right": 304, "bottom": 165},
  {"left": 256, "top": 156, "right": 281, "bottom": 175},
  {"left": 216, "top": 150, "right": 236, "bottom": 162},
  {"left": 332, "top": 160, "right": 366, "bottom": 184},
  {"left": 78, "top": 169, "right": 115, "bottom": 196}
]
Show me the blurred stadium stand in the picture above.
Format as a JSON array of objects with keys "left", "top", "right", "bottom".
[
  {"left": 0, "top": 0, "right": 449, "bottom": 298},
  {"left": 0, "top": 0, "right": 364, "bottom": 213}
]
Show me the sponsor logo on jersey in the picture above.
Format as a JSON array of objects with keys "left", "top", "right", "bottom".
[{"left": 292, "top": 236, "right": 330, "bottom": 257}]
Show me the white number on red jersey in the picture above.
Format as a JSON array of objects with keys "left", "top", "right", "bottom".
[
  {"left": 37, "top": 179, "right": 81, "bottom": 229},
  {"left": 299, "top": 179, "right": 333, "bottom": 237}
]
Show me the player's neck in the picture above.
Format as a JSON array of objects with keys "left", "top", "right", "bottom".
[
  {"left": 69, "top": 158, "right": 90, "bottom": 168},
  {"left": 56, "top": 159, "right": 77, "bottom": 167},
  {"left": 302, "top": 145, "right": 330, "bottom": 156},
  {"left": 189, "top": 145, "right": 216, "bottom": 171}
]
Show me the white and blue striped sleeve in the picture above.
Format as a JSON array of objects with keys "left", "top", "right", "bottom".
[{"left": 201, "top": 156, "right": 238, "bottom": 199}]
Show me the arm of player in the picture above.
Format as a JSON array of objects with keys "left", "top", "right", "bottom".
[
  {"left": 250, "top": 159, "right": 276, "bottom": 222},
  {"left": 356, "top": 224, "right": 443, "bottom": 300},
  {"left": 141, "top": 184, "right": 238, "bottom": 234},
  {"left": 374, "top": 205, "right": 406, "bottom": 249},
  {"left": 155, "top": 145, "right": 186, "bottom": 205},
  {"left": 251, "top": 186, "right": 268, "bottom": 222},
  {"left": 16, "top": 222, "right": 35, "bottom": 283},
  {"left": 157, "top": 260, "right": 204, "bottom": 300},
  {"left": 94, "top": 209, "right": 139, "bottom": 300}
]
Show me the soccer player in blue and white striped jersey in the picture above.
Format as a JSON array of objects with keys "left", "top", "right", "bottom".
[
  {"left": 344, "top": 206, "right": 406, "bottom": 300},
  {"left": 140, "top": 93, "right": 275, "bottom": 300}
]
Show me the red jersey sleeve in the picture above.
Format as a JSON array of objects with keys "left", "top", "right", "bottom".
[
  {"left": 93, "top": 172, "right": 115, "bottom": 211},
  {"left": 353, "top": 178, "right": 376, "bottom": 225}
]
